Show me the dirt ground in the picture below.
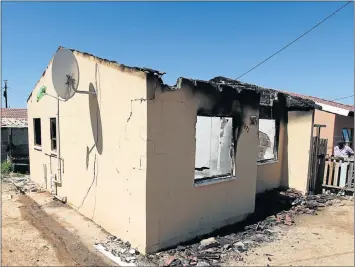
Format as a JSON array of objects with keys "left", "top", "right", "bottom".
[
  {"left": 224, "top": 200, "right": 354, "bottom": 266},
  {"left": 1, "top": 181, "right": 115, "bottom": 266},
  {"left": 2, "top": 181, "right": 354, "bottom": 266}
]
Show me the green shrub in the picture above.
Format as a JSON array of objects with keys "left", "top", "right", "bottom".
[{"left": 1, "top": 161, "right": 13, "bottom": 175}]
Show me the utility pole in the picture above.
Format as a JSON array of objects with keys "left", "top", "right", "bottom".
[
  {"left": 3, "top": 80, "right": 12, "bottom": 161},
  {"left": 3, "top": 80, "right": 8, "bottom": 108}
]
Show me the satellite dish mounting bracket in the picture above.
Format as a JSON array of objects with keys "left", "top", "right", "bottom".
[{"left": 66, "top": 75, "right": 96, "bottom": 95}]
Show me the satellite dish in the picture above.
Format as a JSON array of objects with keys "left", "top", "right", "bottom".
[{"left": 52, "top": 48, "right": 79, "bottom": 100}]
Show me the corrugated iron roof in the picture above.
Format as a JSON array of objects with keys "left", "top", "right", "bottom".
[{"left": 1, "top": 118, "right": 28, "bottom": 128}]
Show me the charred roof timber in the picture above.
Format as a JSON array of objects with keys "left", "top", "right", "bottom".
[
  {"left": 28, "top": 46, "right": 319, "bottom": 112},
  {"left": 62, "top": 46, "right": 166, "bottom": 77},
  {"left": 176, "top": 76, "right": 319, "bottom": 111}
]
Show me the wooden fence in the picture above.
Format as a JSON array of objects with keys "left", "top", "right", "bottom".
[
  {"left": 322, "top": 157, "right": 354, "bottom": 192},
  {"left": 308, "top": 137, "right": 328, "bottom": 193}
]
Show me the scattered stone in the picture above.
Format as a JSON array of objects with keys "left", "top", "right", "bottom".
[
  {"left": 233, "top": 241, "right": 247, "bottom": 252},
  {"left": 217, "top": 237, "right": 233, "bottom": 246},
  {"left": 93, "top": 188, "right": 346, "bottom": 266},
  {"left": 7, "top": 176, "right": 44, "bottom": 194},
  {"left": 200, "top": 237, "right": 219, "bottom": 250},
  {"left": 126, "top": 256, "right": 136, "bottom": 262},
  {"left": 189, "top": 258, "right": 198, "bottom": 266},
  {"left": 196, "top": 261, "right": 210, "bottom": 266},
  {"left": 264, "top": 229, "right": 276, "bottom": 235},
  {"left": 223, "top": 244, "right": 232, "bottom": 250},
  {"left": 176, "top": 245, "right": 185, "bottom": 251},
  {"left": 2, "top": 194, "right": 12, "bottom": 200},
  {"left": 170, "top": 259, "right": 183, "bottom": 266},
  {"left": 197, "top": 252, "right": 220, "bottom": 260},
  {"left": 252, "top": 234, "right": 266, "bottom": 243}
]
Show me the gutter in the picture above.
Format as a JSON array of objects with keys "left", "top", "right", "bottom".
[{"left": 315, "top": 102, "right": 353, "bottom": 117}]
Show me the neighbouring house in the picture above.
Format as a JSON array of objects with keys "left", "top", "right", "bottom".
[
  {"left": 1, "top": 108, "right": 30, "bottom": 172},
  {"left": 255, "top": 92, "right": 354, "bottom": 195},
  {"left": 27, "top": 47, "right": 319, "bottom": 254},
  {"left": 279, "top": 91, "right": 354, "bottom": 154}
]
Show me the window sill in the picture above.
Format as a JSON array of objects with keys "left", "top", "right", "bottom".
[
  {"left": 34, "top": 146, "right": 42, "bottom": 151},
  {"left": 257, "top": 159, "right": 278, "bottom": 166},
  {"left": 194, "top": 175, "right": 236, "bottom": 188},
  {"left": 44, "top": 151, "right": 58, "bottom": 157}
]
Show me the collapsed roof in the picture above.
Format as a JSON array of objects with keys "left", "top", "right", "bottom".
[
  {"left": 28, "top": 46, "right": 319, "bottom": 111},
  {"left": 175, "top": 76, "right": 320, "bottom": 110}
]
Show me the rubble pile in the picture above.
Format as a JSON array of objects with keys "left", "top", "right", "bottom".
[
  {"left": 6, "top": 176, "right": 43, "bottom": 194},
  {"left": 97, "top": 236, "right": 153, "bottom": 266},
  {"left": 96, "top": 188, "right": 351, "bottom": 266}
]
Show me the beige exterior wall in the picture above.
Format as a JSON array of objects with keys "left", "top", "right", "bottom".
[
  {"left": 27, "top": 49, "right": 321, "bottom": 254},
  {"left": 281, "top": 110, "right": 314, "bottom": 193},
  {"left": 27, "top": 52, "right": 149, "bottom": 252},
  {"left": 145, "top": 79, "right": 260, "bottom": 253}
]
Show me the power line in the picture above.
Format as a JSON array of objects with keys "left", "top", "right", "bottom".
[
  {"left": 330, "top": 95, "right": 354, "bottom": 102},
  {"left": 236, "top": 1, "right": 352, "bottom": 80}
]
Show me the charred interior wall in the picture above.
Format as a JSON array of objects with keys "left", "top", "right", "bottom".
[
  {"left": 146, "top": 76, "right": 260, "bottom": 253},
  {"left": 256, "top": 96, "right": 287, "bottom": 193}
]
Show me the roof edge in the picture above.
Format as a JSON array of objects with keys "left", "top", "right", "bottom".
[
  {"left": 316, "top": 102, "right": 352, "bottom": 116},
  {"left": 27, "top": 46, "right": 166, "bottom": 103}
]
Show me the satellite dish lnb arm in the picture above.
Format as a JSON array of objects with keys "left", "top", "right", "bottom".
[{"left": 66, "top": 75, "right": 96, "bottom": 95}]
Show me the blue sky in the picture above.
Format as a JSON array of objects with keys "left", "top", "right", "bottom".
[{"left": 2, "top": 1, "right": 354, "bottom": 108}]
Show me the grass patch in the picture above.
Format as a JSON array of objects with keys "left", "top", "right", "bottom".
[{"left": 1, "top": 161, "right": 13, "bottom": 175}]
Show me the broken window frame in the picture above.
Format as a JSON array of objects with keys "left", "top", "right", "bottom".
[
  {"left": 33, "top": 118, "right": 42, "bottom": 147},
  {"left": 194, "top": 115, "right": 236, "bottom": 185},
  {"left": 257, "top": 105, "right": 280, "bottom": 164},
  {"left": 50, "top": 118, "right": 57, "bottom": 151}
]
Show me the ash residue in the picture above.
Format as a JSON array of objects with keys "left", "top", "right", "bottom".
[{"left": 97, "top": 188, "right": 352, "bottom": 266}]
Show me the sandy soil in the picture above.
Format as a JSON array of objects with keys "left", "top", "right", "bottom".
[
  {"left": 1, "top": 182, "right": 115, "bottom": 266},
  {"left": 2, "top": 180, "right": 354, "bottom": 267},
  {"left": 224, "top": 200, "right": 354, "bottom": 266}
]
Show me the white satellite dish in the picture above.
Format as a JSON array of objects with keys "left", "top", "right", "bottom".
[
  {"left": 52, "top": 48, "right": 79, "bottom": 100},
  {"left": 52, "top": 48, "right": 95, "bottom": 100}
]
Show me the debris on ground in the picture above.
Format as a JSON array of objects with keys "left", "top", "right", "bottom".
[
  {"left": 3, "top": 175, "right": 45, "bottom": 194},
  {"left": 95, "top": 188, "right": 352, "bottom": 266},
  {"left": 95, "top": 236, "right": 154, "bottom": 266},
  {"left": 199, "top": 238, "right": 219, "bottom": 250},
  {"left": 2, "top": 194, "right": 12, "bottom": 200}
]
